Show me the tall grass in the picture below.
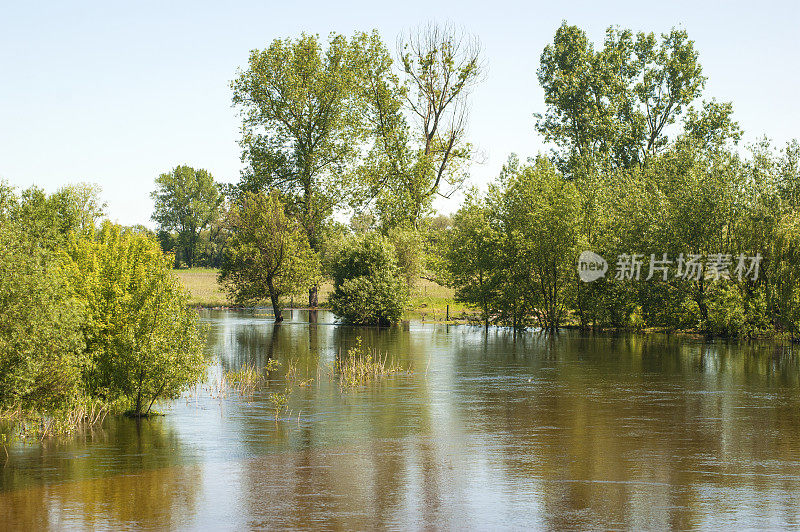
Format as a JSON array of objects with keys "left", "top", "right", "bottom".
[
  {"left": 334, "top": 338, "right": 413, "bottom": 387},
  {"left": 1, "top": 398, "right": 110, "bottom": 442}
]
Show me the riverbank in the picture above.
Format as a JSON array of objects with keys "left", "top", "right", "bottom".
[{"left": 174, "top": 267, "right": 471, "bottom": 322}]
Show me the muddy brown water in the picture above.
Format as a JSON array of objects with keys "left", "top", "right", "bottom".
[{"left": 3, "top": 309, "right": 800, "bottom": 530}]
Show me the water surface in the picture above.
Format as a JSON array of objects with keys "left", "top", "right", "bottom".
[{"left": 3, "top": 309, "right": 800, "bottom": 529}]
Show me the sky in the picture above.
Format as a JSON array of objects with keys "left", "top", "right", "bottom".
[{"left": 1, "top": 0, "right": 798, "bottom": 227}]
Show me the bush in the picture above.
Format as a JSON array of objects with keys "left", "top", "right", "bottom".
[
  {"left": 329, "top": 233, "right": 408, "bottom": 326},
  {"left": 0, "top": 224, "right": 85, "bottom": 414},
  {"left": 69, "top": 223, "right": 207, "bottom": 416}
]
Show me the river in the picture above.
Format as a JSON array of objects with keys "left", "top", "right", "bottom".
[{"left": 3, "top": 309, "right": 800, "bottom": 529}]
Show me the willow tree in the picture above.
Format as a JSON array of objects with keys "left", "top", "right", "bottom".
[{"left": 231, "top": 32, "right": 385, "bottom": 306}]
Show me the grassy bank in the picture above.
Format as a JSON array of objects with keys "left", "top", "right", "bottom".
[
  {"left": 174, "top": 268, "right": 228, "bottom": 307},
  {"left": 173, "top": 267, "right": 471, "bottom": 321}
]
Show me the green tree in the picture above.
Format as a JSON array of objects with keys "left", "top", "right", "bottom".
[
  {"left": 536, "top": 22, "right": 705, "bottom": 174},
  {"left": 499, "top": 157, "right": 582, "bottom": 331},
  {"left": 151, "top": 165, "right": 221, "bottom": 268},
  {"left": 69, "top": 223, "right": 207, "bottom": 416},
  {"left": 446, "top": 193, "right": 499, "bottom": 327},
  {"left": 362, "top": 23, "right": 484, "bottom": 227},
  {"left": 10, "top": 183, "right": 105, "bottom": 246},
  {"left": 0, "top": 223, "right": 85, "bottom": 415},
  {"left": 772, "top": 212, "right": 800, "bottom": 341},
  {"left": 232, "top": 32, "right": 377, "bottom": 306},
  {"left": 219, "top": 191, "right": 320, "bottom": 322}
]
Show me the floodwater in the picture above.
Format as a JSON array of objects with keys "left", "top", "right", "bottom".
[{"left": 3, "top": 309, "right": 800, "bottom": 530}]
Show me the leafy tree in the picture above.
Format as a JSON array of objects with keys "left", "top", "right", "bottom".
[
  {"left": 0, "top": 222, "right": 85, "bottom": 414},
  {"left": 498, "top": 157, "right": 582, "bottom": 330},
  {"left": 328, "top": 233, "right": 407, "bottom": 326},
  {"left": 536, "top": 22, "right": 705, "bottom": 174},
  {"left": 231, "top": 32, "right": 380, "bottom": 306},
  {"left": 446, "top": 193, "right": 499, "bottom": 327},
  {"left": 9, "top": 183, "right": 105, "bottom": 246},
  {"left": 361, "top": 23, "right": 484, "bottom": 227},
  {"left": 151, "top": 165, "right": 221, "bottom": 268},
  {"left": 69, "top": 223, "right": 207, "bottom": 416},
  {"left": 772, "top": 212, "right": 800, "bottom": 341},
  {"left": 219, "top": 191, "right": 319, "bottom": 322},
  {"left": 387, "top": 224, "right": 423, "bottom": 289}
]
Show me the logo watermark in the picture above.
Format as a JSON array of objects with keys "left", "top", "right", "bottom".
[
  {"left": 577, "top": 252, "right": 762, "bottom": 283},
  {"left": 577, "top": 251, "right": 608, "bottom": 282}
]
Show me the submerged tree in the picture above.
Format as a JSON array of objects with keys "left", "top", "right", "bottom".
[
  {"left": 446, "top": 192, "right": 499, "bottom": 327},
  {"left": 328, "top": 233, "right": 407, "bottom": 326},
  {"left": 69, "top": 223, "right": 207, "bottom": 416},
  {"left": 0, "top": 222, "right": 85, "bottom": 415},
  {"left": 219, "top": 191, "right": 319, "bottom": 322},
  {"left": 151, "top": 165, "right": 221, "bottom": 268}
]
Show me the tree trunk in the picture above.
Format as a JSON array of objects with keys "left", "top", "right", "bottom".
[
  {"left": 309, "top": 284, "right": 319, "bottom": 308},
  {"left": 695, "top": 278, "right": 708, "bottom": 328},
  {"left": 267, "top": 276, "right": 283, "bottom": 323}
]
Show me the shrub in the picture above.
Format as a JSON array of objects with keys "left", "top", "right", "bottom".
[
  {"left": 69, "top": 223, "right": 207, "bottom": 416},
  {"left": 0, "top": 224, "right": 85, "bottom": 414},
  {"left": 328, "top": 233, "right": 408, "bottom": 326}
]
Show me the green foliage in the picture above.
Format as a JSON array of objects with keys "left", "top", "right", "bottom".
[
  {"left": 447, "top": 157, "right": 581, "bottom": 330},
  {"left": 69, "top": 223, "right": 207, "bottom": 416},
  {"left": 219, "top": 191, "right": 320, "bottom": 321},
  {"left": 387, "top": 224, "right": 423, "bottom": 288},
  {"left": 329, "top": 233, "right": 408, "bottom": 326},
  {"left": 772, "top": 212, "right": 800, "bottom": 340},
  {"left": 8, "top": 183, "right": 105, "bottom": 246},
  {"left": 151, "top": 165, "right": 221, "bottom": 268},
  {"left": 0, "top": 223, "right": 85, "bottom": 414},
  {"left": 446, "top": 192, "right": 499, "bottom": 326},
  {"left": 361, "top": 23, "right": 484, "bottom": 227},
  {"left": 536, "top": 22, "right": 706, "bottom": 174}
]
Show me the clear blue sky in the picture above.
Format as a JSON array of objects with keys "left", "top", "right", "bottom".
[{"left": 1, "top": 0, "right": 797, "bottom": 226}]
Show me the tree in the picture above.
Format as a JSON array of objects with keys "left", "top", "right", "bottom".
[
  {"left": 328, "top": 233, "right": 407, "bottom": 326},
  {"left": 446, "top": 193, "right": 499, "bottom": 327},
  {"left": 151, "top": 165, "right": 220, "bottom": 268},
  {"left": 772, "top": 212, "right": 800, "bottom": 341},
  {"left": 536, "top": 22, "right": 705, "bottom": 175},
  {"left": 69, "top": 223, "right": 207, "bottom": 416},
  {"left": 231, "top": 32, "right": 375, "bottom": 306},
  {"left": 369, "top": 23, "right": 484, "bottom": 226},
  {"left": 499, "top": 157, "right": 582, "bottom": 331},
  {"left": 219, "top": 191, "right": 319, "bottom": 322},
  {"left": 0, "top": 222, "right": 85, "bottom": 414},
  {"left": 10, "top": 183, "right": 105, "bottom": 246}
]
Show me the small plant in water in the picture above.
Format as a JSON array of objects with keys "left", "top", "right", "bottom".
[
  {"left": 226, "top": 364, "right": 267, "bottom": 397},
  {"left": 268, "top": 390, "right": 290, "bottom": 420},
  {"left": 334, "top": 337, "right": 413, "bottom": 387}
]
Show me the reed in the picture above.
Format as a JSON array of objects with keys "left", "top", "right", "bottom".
[
  {"left": 1, "top": 398, "right": 110, "bottom": 442},
  {"left": 225, "top": 364, "right": 266, "bottom": 397},
  {"left": 334, "top": 338, "right": 413, "bottom": 387}
]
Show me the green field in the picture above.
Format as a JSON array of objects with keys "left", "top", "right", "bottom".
[{"left": 173, "top": 267, "right": 472, "bottom": 321}]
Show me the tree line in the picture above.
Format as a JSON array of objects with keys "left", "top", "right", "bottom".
[{"left": 150, "top": 21, "right": 799, "bottom": 337}]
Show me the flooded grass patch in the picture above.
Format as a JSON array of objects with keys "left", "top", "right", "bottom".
[{"left": 333, "top": 338, "right": 413, "bottom": 387}]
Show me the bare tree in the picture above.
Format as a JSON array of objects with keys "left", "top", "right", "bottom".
[{"left": 399, "top": 22, "right": 485, "bottom": 201}]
